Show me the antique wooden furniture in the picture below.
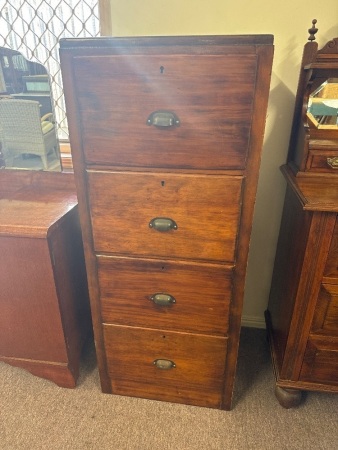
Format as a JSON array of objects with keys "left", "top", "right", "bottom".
[
  {"left": 0, "top": 170, "right": 91, "bottom": 388},
  {"left": 266, "top": 21, "right": 338, "bottom": 408},
  {"left": 60, "top": 35, "right": 273, "bottom": 409}
]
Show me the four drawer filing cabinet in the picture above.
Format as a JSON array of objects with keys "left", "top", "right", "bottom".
[{"left": 60, "top": 35, "right": 273, "bottom": 409}]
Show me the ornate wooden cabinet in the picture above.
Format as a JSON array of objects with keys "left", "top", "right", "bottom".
[
  {"left": 266, "top": 22, "right": 338, "bottom": 408},
  {"left": 60, "top": 35, "right": 273, "bottom": 409}
]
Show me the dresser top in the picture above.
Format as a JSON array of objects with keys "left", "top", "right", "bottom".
[
  {"left": 0, "top": 187, "right": 77, "bottom": 238},
  {"left": 282, "top": 165, "right": 338, "bottom": 212}
]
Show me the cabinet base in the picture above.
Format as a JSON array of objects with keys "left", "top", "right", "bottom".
[{"left": 0, "top": 356, "right": 78, "bottom": 388}]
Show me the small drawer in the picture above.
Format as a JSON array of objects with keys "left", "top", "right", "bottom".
[
  {"left": 88, "top": 170, "right": 242, "bottom": 263},
  {"left": 103, "top": 324, "right": 227, "bottom": 408},
  {"left": 323, "top": 218, "right": 338, "bottom": 281},
  {"left": 311, "top": 284, "right": 338, "bottom": 336},
  {"left": 306, "top": 150, "right": 338, "bottom": 173},
  {"left": 98, "top": 255, "right": 233, "bottom": 335},
  {"left": 73, "top": 54, "right": 257, "bottom": 170},
  {"left": 300, "top": 338, "right": 338, "bottom": 385}
]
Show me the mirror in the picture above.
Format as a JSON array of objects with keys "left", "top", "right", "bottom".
[
  {"left": 0, "top": 47, "right": 61, "bottom": 171},
  {"left": 307, "top": 78, "right": 338, "bottom": 129}
]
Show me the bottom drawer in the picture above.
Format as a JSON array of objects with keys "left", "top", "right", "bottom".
[
  {"left": 103, "top": 324, "right": 227, "bottom": 408},
  {"left": 299, "top": 338, "right": 338, "bottom": 385}
]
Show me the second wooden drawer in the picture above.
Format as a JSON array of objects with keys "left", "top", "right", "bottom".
[{"left": 88, "top": 170, "right": 243, "bottom": 263}]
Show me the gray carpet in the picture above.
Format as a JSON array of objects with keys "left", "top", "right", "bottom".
[{"left": 1, "top": 327, "right": 337, "bottom": 450}]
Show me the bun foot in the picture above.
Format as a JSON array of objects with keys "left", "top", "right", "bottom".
[{"left": 275, "top": 386, "right": 303, "bottom": 408}]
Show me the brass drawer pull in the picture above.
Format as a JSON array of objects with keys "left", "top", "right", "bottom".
[
  {"left": 327, "top": 157, "right": 338, "bottom": 169},
  {"left": 153, "top": 359, "right": 176, "bottom": 370},
  {"left": 150, "top": 293, "right": 176, "bottom": 306},
  {"left": 147, "top": 110, "right": 180, "bottom": 127},
  {"left": 149, "top": 217, "right": 178, "bottom": 232}
]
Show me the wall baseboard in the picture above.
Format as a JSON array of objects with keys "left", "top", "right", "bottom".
[{"left": 241, "top": 315, "right": 266, "bottom": 329}]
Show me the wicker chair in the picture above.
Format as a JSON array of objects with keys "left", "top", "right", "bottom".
[{"left": 0, "top": 99, "right": 58, "bottom": 169}]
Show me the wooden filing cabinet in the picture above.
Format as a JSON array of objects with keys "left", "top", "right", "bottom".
[
  {"left": 266, "top": 23, "right": 338, "bottom": 407},
  {"left": 60, "top": 35, "right": 273, "bottom": 409},
  {"left": 0, "top": 172, "right": 91, "bottom": 387}
]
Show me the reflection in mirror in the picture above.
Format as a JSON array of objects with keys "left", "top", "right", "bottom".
[
  {"left": 0, "top": 47, "right": 61, "bottom": 171},
  {"left": 307, "top": 78, "right": 338, "bottom": 129}
]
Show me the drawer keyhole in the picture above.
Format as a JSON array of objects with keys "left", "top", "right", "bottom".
[{"left": 160, "top": 66, "right": 164, "bottom": 74}]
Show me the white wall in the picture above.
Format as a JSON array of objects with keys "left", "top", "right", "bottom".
[{"left": 108, "top": 0, "right": 338, "bottom": 327}]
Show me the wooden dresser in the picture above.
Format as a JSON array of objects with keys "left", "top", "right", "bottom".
[
  {"left": 266, "top": 23, "right": 338, "bottom": 407},
  {"left": 60, "top": 35, "right": 273, "bottom": 409},
  {"left": 0, "top": 171, "right": 91, "bottom": 388}
]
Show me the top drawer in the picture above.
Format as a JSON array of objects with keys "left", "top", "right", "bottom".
[
  {"left": 306, "top": 150, "right": 338, "bottom": 174},
  {"left": 71, "top": 54, "right": 257, "bottom": 169}
]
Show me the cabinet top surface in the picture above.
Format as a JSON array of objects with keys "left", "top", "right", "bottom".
[
  {"left": 59, "top": 34, "right": 274, "bottom": 51},
  {"left": 0, "top": 187, "right": 77, "bottom": 238}
]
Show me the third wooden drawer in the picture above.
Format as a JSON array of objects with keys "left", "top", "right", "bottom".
[{"left": 98, "top": 255, "right": 233, "bottom": 336}]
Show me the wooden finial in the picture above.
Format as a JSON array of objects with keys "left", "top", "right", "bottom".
[{"left": 308, "top": 19, "right": 318, "bottom": 41}]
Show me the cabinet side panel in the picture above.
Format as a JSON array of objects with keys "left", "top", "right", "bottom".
[
  {"left": 0, "top": 237, "right": 67, "bottom": 362},
  {"left": 267, "top": 186, "right": 312, "bottom": 374},
  {"left": 60, "top": 50, "right": 112, "bottom": 392},
  {"left": 50, "top": 207, "right": 92, "bottom": 377},
  {"left": 222, "top": 44, "right": 274, "bottom": 409}
]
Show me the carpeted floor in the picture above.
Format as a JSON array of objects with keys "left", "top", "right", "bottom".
[{"left": 1, "top": 327, "right": 337, "bottom": 450}]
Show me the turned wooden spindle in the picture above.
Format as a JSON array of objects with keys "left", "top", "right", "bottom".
[{"left": 308, "top": 19, "right": 318, "bottom": 41}]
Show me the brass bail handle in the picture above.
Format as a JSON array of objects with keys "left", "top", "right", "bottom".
[
  {"left": 153, "top": 359, "right": 176, "bottom": 370},
  {"left": 147, "top": 110, "right": 180, "bottom": 127},
  {"left": 149, "top": 217, "right": 178, "bottom": 232},
  {"left": 150, "top": 293, "right": 176, "bottom": 306},
  {"left": 327, "top": 157, "right": 338, "bottom": 169}
]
